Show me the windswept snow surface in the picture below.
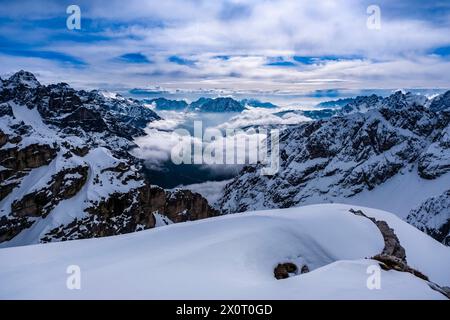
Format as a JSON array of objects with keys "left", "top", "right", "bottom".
[{"left": 0, "top": 204, "right": 448, "bottom": 299}]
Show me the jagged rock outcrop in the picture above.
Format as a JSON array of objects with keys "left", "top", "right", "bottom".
[
  {"left": 40, "top": 186, "right": 218, "bottom": 242},
  {"left": 349, "top": 208, "right": 407, "bottom": 262},
  {"left": 147, "top": 97, "right": 188, "bottom": 111},
  {"left": 0, "top": 71, "right": 216, "bottom": 246},
  {"left": 11, "top": 166, "right": 88, "bottom": 217},
  {"left": 340, "top": 94, "right": 382, "bottom": 114},
  {"left": 349, "top": 208, "right": 449, "bottom": 298},
  {"left": 274, "top": 262, "right": 298, "bottom": 280},
  {"left": 430, "top": 91, "right": 450, "bottom": 112}
]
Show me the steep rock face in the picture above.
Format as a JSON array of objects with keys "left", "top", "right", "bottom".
[
  {"left": 339, "top": 91, "right": 428, "bottom": 116},
  {"left": 40, "top": 186, "right": 218, "bottom": 242},
  {"left": 0, "top": 71, "right": 216, "bottom": 247},
  {"left": 340, "top": 94, "right": 382, "bottom": 114},
  {"left": 316, "top": 97, "right": 355, "bottom": 109},
  {"left": 0, "top": 143, "right": 57, "bottom": 171},
  {"left": 407, "top": 190, "right": 450, "bottom": 246},
  {"left": 218, "top": 91, "right": 450, "bottom": 245},
  {"left": 0, "top": 215, "right": 33, "bottom": 243}
]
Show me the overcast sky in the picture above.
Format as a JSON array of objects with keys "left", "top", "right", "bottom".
[{"left": 0, "top": 0, "right": 449, "bottom": 96}]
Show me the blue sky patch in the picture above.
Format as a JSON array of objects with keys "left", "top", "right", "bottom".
[
  {"left": 168, "top": 56, "right": 196, "bottom": 66},
  {"left": 118, "top": 53, "right": 152, "bottom": 64}
]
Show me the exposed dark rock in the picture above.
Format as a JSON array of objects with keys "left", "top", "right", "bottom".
[
  {"left": 349, "top": 208, "right": 406, "bottom": 262},
  {"left": 442, "top": 286, "right": 450, "bottom": 298},
  {"left": 71, "top": 146, "right": 89, "bottom": 157},
  {"left": 372, "top": 254, "right": 428, "bottom": 281},
  {"left": 0, "top": 143, "right": 58, "bottom": 202},
  {"left": 274, "top": 262, "right": 298, "bottom": 280},
  {"left": 429, "top": 90, "right": 450, "bottom": 112},
  {"left": 0, "top": 103, "right": 13, "bottom": 117},
  {"left": 0, "top": 71, "right": 221, "bottom": 246},
  {"left": 301, "top": 265, "right": 310, "bottom": 274},
  {"left": 0, "top": 181, "right": 20, "bottom": 202},
  {"left": 58, "top": 107, "right": 108, "bottom": 132},
  {"left": 407, "top": 190, "right": 450, "bottom": 246},
  {"left": 349, "top": 209, "right": 450, "bottom": 298},
  {"left": 189, "top": 97, "right": 245, "bottom": 112}
]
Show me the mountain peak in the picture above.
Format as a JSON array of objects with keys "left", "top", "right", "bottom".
[
  {"left": 8, "top": 70, "right": 40, "bottom": 88},
  {"left": 430, "top": 90, "right": 450, "bottom": 112}
]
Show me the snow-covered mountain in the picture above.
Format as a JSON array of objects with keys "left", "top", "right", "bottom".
[
  {"left": 147, "top": 96, "right": 278, "bottom": 113},
  {"left": 218, "top": 91, "right": 450, "bottom": 245},
  {"left": 339, "top": 91, "right": 429, "bottom": 115},
  {"left": 430, "top": 90, "right": 450, "bottom": 112},
  {"left": 316, "top": 97, "right": 356, "bottom": 109},
  {"left": 0, "top": 72, "right": 449, "bottom": 300},
  {"left": 1, "top": 204, "right": 448, "bottom": 299},
  {"left": 146, "top": 97, "right": 188, "bottom": 111},
  {"left": 0, "top": 71, "right": 217, "bottom": 247}
]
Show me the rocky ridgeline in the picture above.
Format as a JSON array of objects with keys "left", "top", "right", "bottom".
[
  {"left": 0, "top": 71, "right": 217, "bottom": 246},
  {"left": 218, "top": 90, "right": 450, "bottom": 245}
]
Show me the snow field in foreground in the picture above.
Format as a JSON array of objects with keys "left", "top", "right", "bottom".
[{"left": 0, "top": 204, "right": 448, "bottom": 299}]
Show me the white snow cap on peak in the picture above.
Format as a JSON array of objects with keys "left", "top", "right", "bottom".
[{"left": 8, "top": 70, "right": 40, "bottom": 88}]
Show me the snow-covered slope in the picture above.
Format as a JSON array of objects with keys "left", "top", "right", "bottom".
[
  {"left": 407, "top": 190, "right": 450, "bottom": 245},
  {"left": 339, "top": 91, "right": 428, "bottom": 115},
  {"left": 0, "top": 71, "right": 217, "bottom": 247},
  {"left": 0, "top": 204, "right": 448, "bottom": 299},
  {"left": 218, "top": 91, "right": 450, "bottom": 245}
]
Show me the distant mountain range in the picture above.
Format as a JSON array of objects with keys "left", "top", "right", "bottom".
[
  {"left": 1, "top": 70, "right": 449, "bottom": 250},
  {"left": 146, "top": 97, "right": 277, "bottom": 112}
]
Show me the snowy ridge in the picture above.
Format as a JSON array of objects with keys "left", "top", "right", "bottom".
[
  {"left": 407, "top": 190, "right": 450, "bottom": 245},
  {"left": 0, "top": 204, "right": 448, "bottom": 299}
]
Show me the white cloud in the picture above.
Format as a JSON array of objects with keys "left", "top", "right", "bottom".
[{"left": 1, "top": 0, "right": 450, "bottom": 92}]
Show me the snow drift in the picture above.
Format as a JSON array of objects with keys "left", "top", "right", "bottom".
[{"left": 0, "top": 204, "right": 448, "bottom": 299}]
